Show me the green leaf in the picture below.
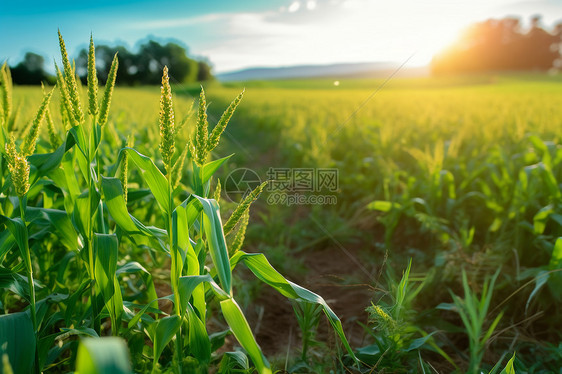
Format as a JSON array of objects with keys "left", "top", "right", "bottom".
[
  {"left": 533, "top": 205, "right": 554, "bottom": 235},
  {"left": 0, "top": 312, "right": 36, "bottom": 374},
  {"left": 59, "top": 327, "right": 99, "bottom": 338},
  {"left": 178, "top": 275, "right": 229, "bottom": 314},
  {"left": 118, "top": 148, "right": 170, "bottom": 215},
  {"left": 549, "top": 237, "right": 562, "bottom": 270},
  {"left": 116, "top": 262, "right": 158, "bottom": 310},
  {"left": 0, "top": 215, "right": 30, "bottom": 271},
  {"left": 68, "top": 125, "right": 88, "bottom": 159},
  {"left": 101, "top": 176, "right": 167, "bottom": 251},
  {"left": 0, "top": 271, "right": 28, "bottom": 300},
  {"left": 75, "top": 337, "right": 131, "bottom": 374},
  {"left": 72, "top": 191, "right": 99, "bottom": 242},
  {"left": 220, "top": 298, "right": 271, "bottom": 374},
  {"left": 125, "top": 296, "right": 171, "bottom": 331},
  {"left": 94, "top": 234, "right": 118, "bottom": 301},
  {"left": 64, "top": 278, "right": 92, "bottom": 326},
  {"left": 39, "top": 208, "right": 80, "bottom": 251},
  {"left": 210, "top": 330, "right": 230, "bottom": 353},
  {"left": 172, "top": 199, "right": 206, "bottom": 319},
  {"left": 367, "top": 200, "right": 401, "bottom": 212},
  {"left": 0, "top": 229, "right": 15, "bottom": 264},
  {"left": 404, "top": 331, "right": 437, "bottom": 352},
  {"left": 201, "top": 154, "right": 233, "bottom": 185},
  {"left": 186, "top": 303, "right": 211, "bottom": 364},
  {"left": 94, "top": 233, "right": 123, "bottom": 332},
  {"left": 219, "top": 351, "right": 249, "bottom": 373},
  {"left": 526, "top": 270, "right": 549, "bottom": 312},
  {"left": 192, "top": 196, "right": 232, "bottom": 294},
  {"left": 548, "top": 238, "right": 562, "bottom": 301},
  {"left": 28, "top": 138, "right": 74, "bottom": 183},
  {"left": 498, "top": 353, "right": 516, "bottom": 374},
  {"left": 152, "top": 315, "right": 182, "bottom": 364},
  {"left": 230, "top": 251, "right": 358, "bottom": 364}
]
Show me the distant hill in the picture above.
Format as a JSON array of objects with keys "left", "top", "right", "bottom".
[{"left": 217, "top": 62, "right": 429, "bottom": 81}]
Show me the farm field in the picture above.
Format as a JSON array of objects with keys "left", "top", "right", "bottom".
[{"left": 3, "top": 60, "right": 562, "bottom": 374}]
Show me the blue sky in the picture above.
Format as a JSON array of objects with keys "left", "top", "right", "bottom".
[{"left": 2, "top": 0, "right": 562, "bottom": 73}]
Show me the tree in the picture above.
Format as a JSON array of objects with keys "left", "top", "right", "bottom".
[
  {"left": 77, "top": 45, "right": 138, "bottom": 85},
  {"left": 10, "top": 52, "right": 54, "bottom": 85},
  {"left": 76, "top": 40, "right": 210, "bottom": 85},
  {"left": 431, "top": 16, "right": 562, "bottom": 74},
  {"left": 197, "top": 59, "right": 213, "bottom": 81}
]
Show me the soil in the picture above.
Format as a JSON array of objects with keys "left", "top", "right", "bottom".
[{"left": 244, "top": 245, "right": 378, "bottom": 358}]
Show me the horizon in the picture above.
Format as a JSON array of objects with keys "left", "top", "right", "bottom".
[{"left": 3, "top": 0, "right": 562, "bottom": 74}]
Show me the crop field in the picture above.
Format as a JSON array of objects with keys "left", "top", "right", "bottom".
[{"left": 2, "top": 36, "right": 562, "bottom": 374}]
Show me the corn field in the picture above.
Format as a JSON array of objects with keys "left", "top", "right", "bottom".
[{"left": 1, "top": 34, "right": 562, "bottom": 373}]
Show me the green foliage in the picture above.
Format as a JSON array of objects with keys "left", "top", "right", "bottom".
[
  {"left": 74, "top": 39, "right": 212, "bottom": 86},
  {"left": 75, "top": 338, "right": 131, "bottom": 374},
  {"left": 0, "top": 312, "right": 35, "bottom": 374},
  {"left": 440, "top": 270, "right": 502, "bottom": 373},
  {"left": 293, "top": 301, "right": 323, "bottom": 364},
  {"left": 359, "top": 260, "right": 455, "bottom": 372},
  {"left": 5, "top": 37, "right": 562, "bottom": 372},
  {"left": 0, "top": 34, "right": 356, "bottom": 374}
]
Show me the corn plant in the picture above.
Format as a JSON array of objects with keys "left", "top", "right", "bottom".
[
  {"left": 438, "top": 270, "right": 503, "bottom": 374},
  {"left": 358, "top": 260, "right": 456, "bottom": 372},
  {"left": 488, "top": 353, "right": 516, "bottom": 374},
  {"left": 293, "top": 300, "right": 323, "bottom": 363},
  {"left": 0, "top": 34, "right": 357, "bottom": 374},
  {"left": 102, "top": 66, "right": 357, "bottom": 373}
]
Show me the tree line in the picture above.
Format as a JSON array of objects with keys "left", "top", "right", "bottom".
[
  {"left": 431, "top": 16, "right": 562, "bottom": 74},
  {"left": 8, "top": 39, "right": 213, "bottom": 85}
]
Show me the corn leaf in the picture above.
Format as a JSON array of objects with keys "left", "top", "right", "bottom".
[
  {"left": 192, "top": 196, "right": 232, "bottom": 294},
  {"left": 230, "top": 251, "right": 358, "bottom": 364},
  {"left": 116, "top": 262, "right": 158, "bottom": 310},
  {"left": 498, "top": 353, "right": 516, "bottom": 374},
  {"left": 152, "top": 315, "right": 182, "bottom": 364},
  {"left": 75, "top": 337, "right": 131, "bottom": 374},
  {"left": 0, "top": 215, "right": 30, "bottom": 271},
  {"left": 201, "top": 154, "right": 233, "bottom": 185},
  {"left": 220, "top": 298, "right": 271, "bottom": 374},
  {"left": 94, "top": 234, "right": 118, "bottom": 302},
  {"left": 118, "top": 148, "right": 170, "bottom": 215},
  {"left": 0, "top": 312, "right": 36, "bottom": 374},
  {"left": 186, "top": 303, "right": 211, "bottom": 364},
  {"left": 549, "top": 237, "right": 562, "bottom": 270},
  {"left": 173, "top": 199, "right": 205, "bottom": 319},
  {"left": 94, "top": 234, "right": 124, "bottom": 330},
  {"left": 101, "top": 176, "right": 167, "bottom": 251},
  {"left": 34, "top": 207, "right": 80, "bottom": 251}
]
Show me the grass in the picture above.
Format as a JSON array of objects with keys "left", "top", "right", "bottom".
[{"left": 3, "top": 48, "right": 562, "bottom": 372}]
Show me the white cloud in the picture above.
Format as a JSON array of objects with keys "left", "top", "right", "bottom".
[
  {"left": 288, "top": 1, "right": 301, "bottom": 13},
  {"left": 128, "top": 0, "right": 562, "bottom": 72}
]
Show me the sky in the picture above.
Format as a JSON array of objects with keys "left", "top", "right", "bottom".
[{"left": 2, "top": 0, "right": 562, "bottom": 73}]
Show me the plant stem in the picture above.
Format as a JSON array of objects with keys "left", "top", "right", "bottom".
[
  {"left": 19, "top": 196, "right": 39, "bottom": 374},
  {"left": 168, "top": 172, "right": 183, "bottom": 373},
  {"left": 87, "top": 114, "right": 101, "bottom": 335},
  {"left": 19, "top": 197, "right": 37, "bottom": 331}
]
